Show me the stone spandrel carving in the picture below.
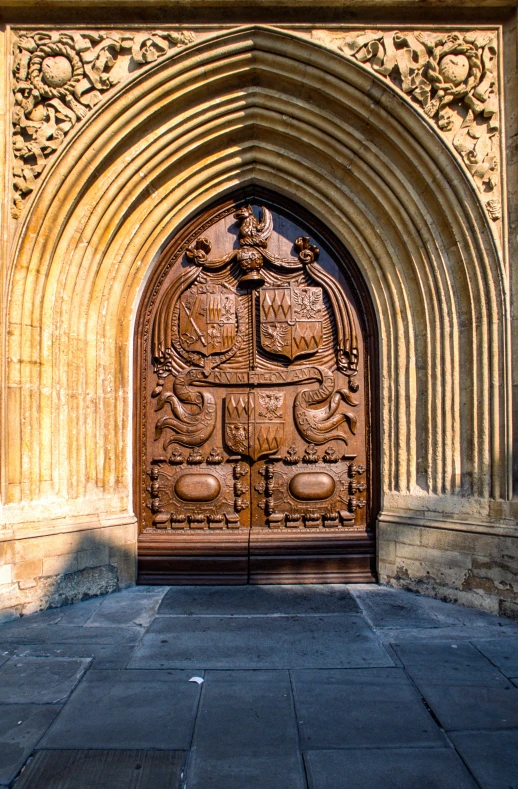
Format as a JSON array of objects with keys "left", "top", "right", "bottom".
[
  {"left": 313, "top": 29, "right": 501, "bottom": 223},
  {"left": 11, "top": 29, "right": 196, "bottom": 218}
]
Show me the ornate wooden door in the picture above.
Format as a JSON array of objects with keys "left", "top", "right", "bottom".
[{"left": 136, "top": 194, "right": 376, "bottom": 583}]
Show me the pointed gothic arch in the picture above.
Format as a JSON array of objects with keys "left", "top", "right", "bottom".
[{"left": 4, "top": 27, "right": 510, "bottom": 583}]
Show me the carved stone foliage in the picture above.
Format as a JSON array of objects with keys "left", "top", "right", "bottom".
[
  {"left": 11, "top": 29, "right": 195, "bottom": 218},
  {"left": 314, "top": 29, "right": 501, "bottom": 222}
]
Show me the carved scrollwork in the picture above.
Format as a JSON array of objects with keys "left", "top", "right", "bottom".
[
  {"left": 294, "top": 368, "right": 358, "bottom": 445},
  {"left": 349, "top": 480, "right": 367, "bottom": 494},
  {"left": 323, "top": 512, "right": 340, "bottom": 527},
  {"left": 11, "top": 28, "right": 195, "bottom": 218},
  {"left": 348, "top": 462, "right": 366, "bottom": 477},
  {"left": 232, "top": 460, "right": 250, "bottom": 513},
  {"left": 169, "top": 448, "right": 185, "bottom": 465},
  {"left": 185, "top": 237, "right": 212, "bottom": 266},
  {"left": 206, "top": 447, "right": 225, "bottom": 464},
  {"left": 147, "top": 462, "right": 171, "bottom": 527},
  {"left": 322, "top": 446, "right": 340, "bottom": 463},
  {"left": 170, "top": 513, "right": 187, "bottom": 529},
  {"left": 348, "top": 495, "right": 366, "bottom": 514},
  {"left": 145, "top": 458, "right": 240, "bottom": 532},
  {"left": 302, "top": 444, "right": 320, "bottom": 463},
  {"left": 233, "top": 462, "right": 249, "bottom": 479},
  {"left": 186, "top": 447, "right": 204, "bottom": 465},
  {"left": 295, "top": 236, "right": 320, "bottom": 265},
  {"left": 154, "top": 370, "right": 217, "bottom": 449},
  {"left": 283, "top": 446, "right": 300, "bottom": 465}
]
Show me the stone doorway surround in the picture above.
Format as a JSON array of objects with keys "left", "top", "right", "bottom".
[{"left": 0, "top": 0, "right": 517, "bottom": 620}]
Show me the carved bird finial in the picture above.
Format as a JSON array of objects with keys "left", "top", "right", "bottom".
[{"left": 233, "top": 204, "right": 273, "bottom": 248}]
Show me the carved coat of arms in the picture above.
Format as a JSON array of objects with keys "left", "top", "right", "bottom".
[
  {"left": 179, "top": 284, "right": 236, "bottom": 357},
  {"left": 259, "top": 285, "right": 323, "bottom": 361},
  {"left": 225, "top": 391, "right": 285, "bottom": 460}
]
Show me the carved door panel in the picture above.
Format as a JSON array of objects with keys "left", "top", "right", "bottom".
[{"left": 136, "top": 194, "right": 376, "bottom": 584}]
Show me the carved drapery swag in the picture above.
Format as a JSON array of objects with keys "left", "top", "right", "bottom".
[{"left": 10, "top": 27, "right": 501, "bottom": 226}]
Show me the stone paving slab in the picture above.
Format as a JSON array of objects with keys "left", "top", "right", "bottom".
[
  {"left": 130, "top": 614, "right": 393, "bottom": 669},
  {"left": 391, "top": 641, "right": 506, "bottom": 681},
  {"left": 0, "top": 705, "right": 61, "bottom": 785},
  {"left": 0, "top": 657, "right": 90, "bottom": 704},
  {"left": 12, "top": 749, "right": 185, "bottom": 789},
  {"left": 0, "top": 652, "right": 12, "bottom": 670},
  {"left": 187, "top": 670, "right": 305, "bottom": 789},
  {"left": 472, "top": 637, "right": 518, "bottom": 676},
  {"left": 0, "top": 610, "right": 63, "bottom": 635},
  {"left": 0, "top": 624, "right": 142, "bottom": 646},
  {"left": 187, "top": 753, "right": 306, "bottom": 789},
  {"left": 292, "top": 668, "right": 447, "bottom": 748},
  {"left": 348, "top": 586, "right": 443, "bottom": 629},
  {"left": 159, "top": 584, "right": 360, "bottom": 616},
  {"left": 304, "top": 748, "right": 479, "bottom": 789},
  {"left": 377, "top": 625, "right": 518, "bottom": 643},
  {"left": 14, "top": 644, "right": 137, "bottom": 670},
  {"left": 347, "top": 586, "right": 517, "bottom": 629},
  {"left": 40, "top": 669, "right": 203, "bottom": 750},
  {"left": 84, "top": 588, "right": 168, "bottom": 629},
  {"left": 0, "top": 601, "right": 102, "bottom": 632},
  {"left": 52, "top": 598, "right": 105, "bottom": 626},
  {"left": 413, "top": 678, "right": 518, "bottom": 731},
  {"left": 193, "top": 670, "right": 297, "bottom": 755},
  {"left": 392, "top": 641, "right": 518, "bottom": 730},
  {"left": 450, "top": 730, "right": 518, "bottom": 789}
]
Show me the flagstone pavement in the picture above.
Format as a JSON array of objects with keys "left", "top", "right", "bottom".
[{"left": 0, "top": 584, "right": 518, "bottom": 788}]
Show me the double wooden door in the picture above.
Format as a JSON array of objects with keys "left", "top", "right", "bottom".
[{"left": 136, "top": 194, "right": 376, "bottom": 583}]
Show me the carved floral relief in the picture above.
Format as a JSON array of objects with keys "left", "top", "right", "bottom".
[
  {"left": 312, "top": 28, "right": 501, "bottom": 223},
  {"left": 11, "top": 29, "right": 195, "bottom": 218}
]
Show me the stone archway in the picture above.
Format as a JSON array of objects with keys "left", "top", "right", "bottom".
[{"left": 3, "top": 26, "right": 513, "bottom": 610}]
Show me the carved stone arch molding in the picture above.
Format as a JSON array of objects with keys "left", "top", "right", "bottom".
[{"left": 3, "top": 26, "right": 515, "bottom": 600}]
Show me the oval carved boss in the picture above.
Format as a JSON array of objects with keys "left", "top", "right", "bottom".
[
  {"left": 289, "top": 473, "right": 335, "bottom": 501},
  {"left": 175, "top": 473, "right": 221, "bottom": 502}
]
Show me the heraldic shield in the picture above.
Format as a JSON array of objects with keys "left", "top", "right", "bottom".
[
  {"left": 225, "top": 391, "right": 285, "bottom": 460},
  {"left": 259, "top": 284, "right": 323, "bottom": 361},
  {"left": 179, "top": 284, "right": 236, "bottom": 357}
]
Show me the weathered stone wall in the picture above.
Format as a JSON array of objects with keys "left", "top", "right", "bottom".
[
  {"left": 379, "top": 516, "right": 518, "bottom": 618},
  {"left": 0, "top": 0, "right": 517, "bottom": 619},
  {"left": 0, "top": 517, "right": 136, "bottom": 622}
]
